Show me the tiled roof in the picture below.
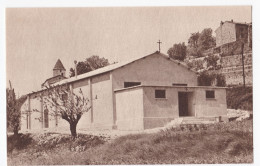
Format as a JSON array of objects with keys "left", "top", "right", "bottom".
[
  {"left": 41, "top": 75, "right": 67, "bottom": 87},
  {"left": 53, "top": 59, "right": 66, "bottom": 70}
]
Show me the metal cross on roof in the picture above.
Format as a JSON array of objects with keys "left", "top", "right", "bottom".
[{"left": 157, "top": 40, "right": 162, "bottom": 52}]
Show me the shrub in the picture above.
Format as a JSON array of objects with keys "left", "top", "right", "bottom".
[
  {"left": 216, "top": 74, "right": 226, "bottom": 87},
  {"left": 198, "top": 71, "right": 215, "bottom": 86},
  {"left": 226, "top": 86, "right": 252, "bottom": 110},
  {"left": 198, "top": 71, "right": 226, "bottom": 87},
  {"left": 186, "top": 59, "right": 204, "bottom": 71},
  {"left": 205, "top": 54, "right": 222, "bottom": 70}
]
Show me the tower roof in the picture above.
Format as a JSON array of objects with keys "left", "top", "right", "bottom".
[{"left": 53, "top": 59, "right": 66, "bottom": 70}]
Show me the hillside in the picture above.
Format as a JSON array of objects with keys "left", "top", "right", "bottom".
[
  {"left": 8, "top": 119, "right": 253, "bottom": 165},
  {"left": 226, "top": 86, "right": 253, "bottom": 110}
]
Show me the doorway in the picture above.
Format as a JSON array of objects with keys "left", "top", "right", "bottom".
[
  {"left": 178, "top": 92, "right": 194, "bottom": 116},
  {"left": 44, "top": 109, "right": 49, "bottom": 128}
]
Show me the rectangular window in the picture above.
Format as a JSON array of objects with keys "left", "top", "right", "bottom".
[
  {"left": 62, "top": 93, "right": 68, "bottom": 101},
  {"left": 155, "top": 90, "right": 166, "bottom": 99},
  {"left": 124, "top": 82, "right": 141, "bottom": 88},
  {"left": 172, "top": 83, "right": 187, "bottom": 86},
  {"left": 206, "top": 90, "right": 215, "bottom": 99}
]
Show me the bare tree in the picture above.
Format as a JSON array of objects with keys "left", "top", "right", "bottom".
[{"left": 42, "top": 85, "right": 91, "bottom": 138}]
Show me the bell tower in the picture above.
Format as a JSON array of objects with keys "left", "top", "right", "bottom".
[{"left": 53, "top": 59, "right": 66, "bottom": 77}]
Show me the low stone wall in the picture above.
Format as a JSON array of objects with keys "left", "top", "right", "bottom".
[
  {"left": 221, "top": 53, "right": 252, "bottom": 68},
  {"left": 220, "top": 52, "right": 252, "bottom": 85}
]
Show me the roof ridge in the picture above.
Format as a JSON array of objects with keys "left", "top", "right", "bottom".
[{"left": 52, "top": 51, "right": 195, "bottom": 86}]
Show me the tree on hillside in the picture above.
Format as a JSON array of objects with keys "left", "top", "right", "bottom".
[
  {"left": 42, "top": 85, "right": 91, "bottom": 138},
  {"left": 167, "top": 42, "right": 187, "bottom": 61},
  {"left": 6, "top": 81, "right": 27, "bottom": 137},
  {"left": 198, "top": 28, "right": 216, "bottom": 51},
  {"left": 187, "top": 32, "right": 202, "bottom": 57},
  {"left": 70, "top": 55, "right": 110, "bottom": 77},
  {"left": 186, "top": 28, "right": 216, "bottom": 57},
  {"left": 204, "top": 54, "right": 222, "bottom": 70},
  {"left": 188, "top": 32, "right": 200, "bottom": 48}
]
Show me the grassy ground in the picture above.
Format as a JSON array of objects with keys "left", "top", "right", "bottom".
[
  {"left": 7, "top": 119, "right": 253, "bottom": 165},
  {"left": 226, "top": 86, "right": 253, "bottom": 110}
]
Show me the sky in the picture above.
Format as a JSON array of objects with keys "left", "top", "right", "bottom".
[{"left": 6, "top": 6, "right": 252, "bottom": 95}]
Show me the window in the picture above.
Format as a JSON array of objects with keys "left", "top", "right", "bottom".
[
  {"left": 62, "top": 93, "right": 68, "bottom": 101},
  {"left": 124, "top": 82, "right": 141, "bottom": 88},
  {"left": 44, "top": 109, "right": 49, "bottom": 128},
  {"left": 155, "top": 90, "right": 166, "bottom": 99},
  {"left": 172, "top": 83, "right": 187, "bottom": 86},
  {"left": 206, "top": 90, "right": 215, "bottom": 99}
]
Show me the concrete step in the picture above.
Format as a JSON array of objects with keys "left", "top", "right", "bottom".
[
  {"left": 182, "top": 117, "right": 217, "bottom": 122},
  {"left": 181, "top": 121, "right": 216, "bottom": 124},
  {"left": 164, "top": 116, "right": 219, "bottom": 129}
]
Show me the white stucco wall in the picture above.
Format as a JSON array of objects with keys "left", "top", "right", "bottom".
[
  {"left": 72, "top": 79, "right": 92, "bottom": 129},
  {"left": 29, "top": 96, "right": 43, "bottom": 130},
  {"left": 91, "top": 72, "right": 114, "bottom": 129},
  {"left": 142, "top": 86, "right": 227, "bottom": 129},
  {"left": 115, "top": 87, "right": 144, "bottom": 130},
  {"left": 112, "top": 53, "right": 198, "bottom": 90},
  {"left": 20, "top": 98, "right": 29, "bottom": 131},
  {"left": 143, "top": 87, "right": 178, "bottom": 129},
  {"left": 193, "top": 88, "right": 227, "bottom": 117}
]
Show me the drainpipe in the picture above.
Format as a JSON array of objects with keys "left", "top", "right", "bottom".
[{"left": 74, "top": 60, "right": 77, "bottom": 78}]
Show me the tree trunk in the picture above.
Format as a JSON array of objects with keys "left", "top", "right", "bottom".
[
  {"left": 70, "top": 122, "right": 77, "bottom": 138},
  {"left": 13, "top": 126, "right": 19, "bottom": 138}
]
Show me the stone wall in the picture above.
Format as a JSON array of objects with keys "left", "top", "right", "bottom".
[
  {"left": 215, "top": 22, "right": 236, "bottom": 47},
  {"left": 188, "top": 51, "right": 252, "bottom": 86},
  {"left": 220, "top": 52, "right": 252, "bottom": 85}
]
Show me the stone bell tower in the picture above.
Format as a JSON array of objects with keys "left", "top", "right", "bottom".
[{"left": 53, "top": 59, "right": 66, "bottom": 77}]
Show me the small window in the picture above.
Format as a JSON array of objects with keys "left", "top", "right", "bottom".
[
  {"left": 155, "top": 90, "right": 166, "bottom": 99},
  {"left": 124, "top": 82, "right": 141, "bottom": 88},
  {"left": 206, "top": 90, "right": 215, "bottom": 99},
  {"left": 172, "top": 83, "right": 187, "bottom": 86},
  {"left": 62, "top": 93, "right": 68, "bottom": 101}
]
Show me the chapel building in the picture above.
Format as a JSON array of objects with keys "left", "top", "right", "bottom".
[{"left": 20, "top": 51, "right": 228, "bottom": 131}]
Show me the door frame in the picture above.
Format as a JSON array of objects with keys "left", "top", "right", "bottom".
[{"left": 178, "top": 91, "right": 194, "bottom": 117}]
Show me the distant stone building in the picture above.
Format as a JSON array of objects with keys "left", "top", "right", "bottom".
[
  {"left": 212, "top": 20, "right": 252, "bottom": 86},
  {"left": 215, "top": 20, "right": 251, "bottom": 47},
  {"left": 214, "top": 20, "right": 252, "bottom": 56},
  {"left": 41, "top": 59, "right": 67, "bottom": 88}
]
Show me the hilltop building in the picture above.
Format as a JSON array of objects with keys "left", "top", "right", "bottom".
[{"left": 214, "top": 20, "right": 252, "bottom": 56}]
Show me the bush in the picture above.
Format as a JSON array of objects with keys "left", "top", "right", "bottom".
[
  {"left": 226, "top": 86, "right": 252, "bottom": 110},
  {"left": 198, "top": 71, "right": 226, "bottom": 87},
  {"left": 216, "top": 74, "right": 226, "bottom": 87},
  {"left": 198, "top": 71, "right": 215, "bottom": 86},
  {"left": 205, "top": 54, "right": 222, "bottom": 70},
  {"left": 186, "top": 59, "right": 204, "bottom": 71}
]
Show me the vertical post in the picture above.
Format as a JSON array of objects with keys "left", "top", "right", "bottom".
[
  {"left": 40, "top": 93, "right": 44, "bottom": 128},
  {"left": 88, "top": 78, "right": 93, "bottom": 123},
  {"left": 55, "top": 105, "right": 58, "bottom": 127},
  {"left": 27, "top": 95, "right": 31, "bottom": 130},
  {"left": 74, "top": 60, "right": 78, "bottom": 78},
  {"left": 241, "top": 43, "right": 246, "bottom": 88},
  {"left": 110, "top": 72, "right": 117, "bottom": 129}
]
